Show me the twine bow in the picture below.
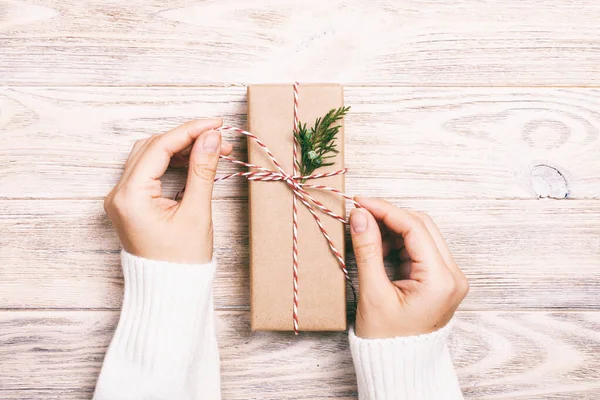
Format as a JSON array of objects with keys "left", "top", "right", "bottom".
[{"left": 177, "top": 83, "right": 357, "bottom": 334}]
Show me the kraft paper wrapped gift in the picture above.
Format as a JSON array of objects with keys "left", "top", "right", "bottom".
[{"left": 247, "top": 84, "right": 347, "bottom": 331}]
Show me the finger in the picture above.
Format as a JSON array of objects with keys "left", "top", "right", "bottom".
[
  {"left": 221, "top": 141, "right": 233, "bottom": 156},
  {"left": 355, "top": 196, "right": 446, "bottom": 274},
  {"left": 349, "top": 208, "right": 395, "bottom": 299},
  {"left": 130, "top": 118, "right": 222, "bottom": 182},
  {"left": 125, "top": 138, "right": 149, "bottom": 169},
  {"left": 393, "top": 259, "right": 412, "bottom": 282},
  {"left": 169, "top": 142, "right": 233, "bottom": 168},
  {"left": 409, "top": 211, "right": 458, "bottom": 272},
  {"left": 121, "top": 138, "right": 154, "bottom": 186},
  {"left": 176, "top": 141, "right": 233, "bottom": 161},
  {"left": 398, "top": 247, "right": 410, "bottom": 261},
  {"left": 179, "top": 129, "right": 221, "bottom": 216},
  {"left": 410, "top": 211, "right": 468, "bottom": 297}
]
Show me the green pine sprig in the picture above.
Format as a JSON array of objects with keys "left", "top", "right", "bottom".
[{"left": 294, "top": 106, "right": 349, "bottom": 181}]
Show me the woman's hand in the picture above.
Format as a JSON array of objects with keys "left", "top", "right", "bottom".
[
  {"left": 349, "top": 197, "right": 469, "bottom": 338},
  {"left": 104, "top": 119, "right": 232, "bottom": 264}
]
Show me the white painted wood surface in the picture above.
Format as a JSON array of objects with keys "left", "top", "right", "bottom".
[
  {"left": 1, "top": 0, "right": 599, "bottom": 86},
  {"left": 1, "top": 311, "right": 599, "bottom": 399},
  {"left": 1, "top": 0, "right": 599, "bottom": 398},
  {"left": 2, "top": 87, "right": 599, "bottom": 200},
  {"left": 2, "top": 199, "right": 599, "bottom": 310}
]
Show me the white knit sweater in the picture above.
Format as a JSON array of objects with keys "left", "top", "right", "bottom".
[{"left": 94, "top": 251, "right": 463, "bottom": 400}]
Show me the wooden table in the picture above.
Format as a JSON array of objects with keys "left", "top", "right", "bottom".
[{"left": 1, "top": 1, "right": 599, "bottom": 398}]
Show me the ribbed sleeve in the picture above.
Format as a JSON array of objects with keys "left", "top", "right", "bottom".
[
  {"left": 93, "top": 251, "right": 221, "bottom": 400},
  {"left": 349, "top": 323, "right": 463, "bottom": 400}
]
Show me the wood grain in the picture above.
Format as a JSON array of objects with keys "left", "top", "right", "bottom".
[
  {"left": 2, "top": 198, "right": 599, "bottom": 310},
  {"left": 1, "top": 0, "right": 599, "bottom": 86},
  {"left": 0, "top": 310, "right": 599, "bottom": 399},
  {"left": 2, "top": 0, "right": 599, "bottom": 398},
  {"left": 2, "top": 87, "right": 600, "bottom": 200}
]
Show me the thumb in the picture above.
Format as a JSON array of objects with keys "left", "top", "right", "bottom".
[
  {"left": 350, "top": 208, "right": 393, "bottom": 299},
  {"left": 180, "top": 130, "right": 221, "bottom": 216}
]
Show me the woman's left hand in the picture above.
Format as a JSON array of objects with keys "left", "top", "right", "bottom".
[{"left": 104, "top": 119, "right": 232, "bottom": 264}]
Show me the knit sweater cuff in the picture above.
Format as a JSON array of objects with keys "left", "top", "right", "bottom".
[
  {"left": 349, "top": 323, "right": 463, "bottom": 400},
  {"left": 94, "top": 251, "right": 220, "bottom": 400}
]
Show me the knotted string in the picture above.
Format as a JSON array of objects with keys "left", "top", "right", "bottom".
[{"left": 176, "top": 83, "right": 357, "bottom": 334}]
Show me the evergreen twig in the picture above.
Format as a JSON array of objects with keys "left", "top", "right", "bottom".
[{"left": 293, "top": 106, "right": 350, "bottom": 181}]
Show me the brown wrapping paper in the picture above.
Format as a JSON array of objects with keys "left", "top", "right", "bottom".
[{"left": 247, "top": 84, "right": 347, "bottom": 331}]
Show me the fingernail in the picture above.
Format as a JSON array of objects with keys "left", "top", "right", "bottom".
[
  {"left": 351, "top": 208, "right": 368, "bottom": 233},
  {"left": 203, "top": 131, "right": 220, "bottom": 153}
]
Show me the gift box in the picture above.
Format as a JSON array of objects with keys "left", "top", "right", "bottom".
[{"left": 247, "top": 84, "right": 347, "bottom": 331}]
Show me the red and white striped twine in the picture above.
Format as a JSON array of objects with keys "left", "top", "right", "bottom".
[
  {"left": 292, "top": 81, "right": 300, "bottom": 334},
  {"left": 175, "top": 83, "right": 358, "bottom": 334}
]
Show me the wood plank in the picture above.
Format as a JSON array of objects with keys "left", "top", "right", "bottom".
[
  {"left": 0, "top": 310, "right": 599, "bottom": 399},
  {"left": 2, "top": 87, "right": 600, "bottom": 199},
  {"left": 1, "top": 0, "right": 599, "bottom": 86},
  {"left": 2, "top": 199, "right": 598, "bottom": 310}
]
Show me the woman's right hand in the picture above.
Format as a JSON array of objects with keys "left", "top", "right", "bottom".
[{"left": 349, "top": 197, "right": 469, "bottom": 339}]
